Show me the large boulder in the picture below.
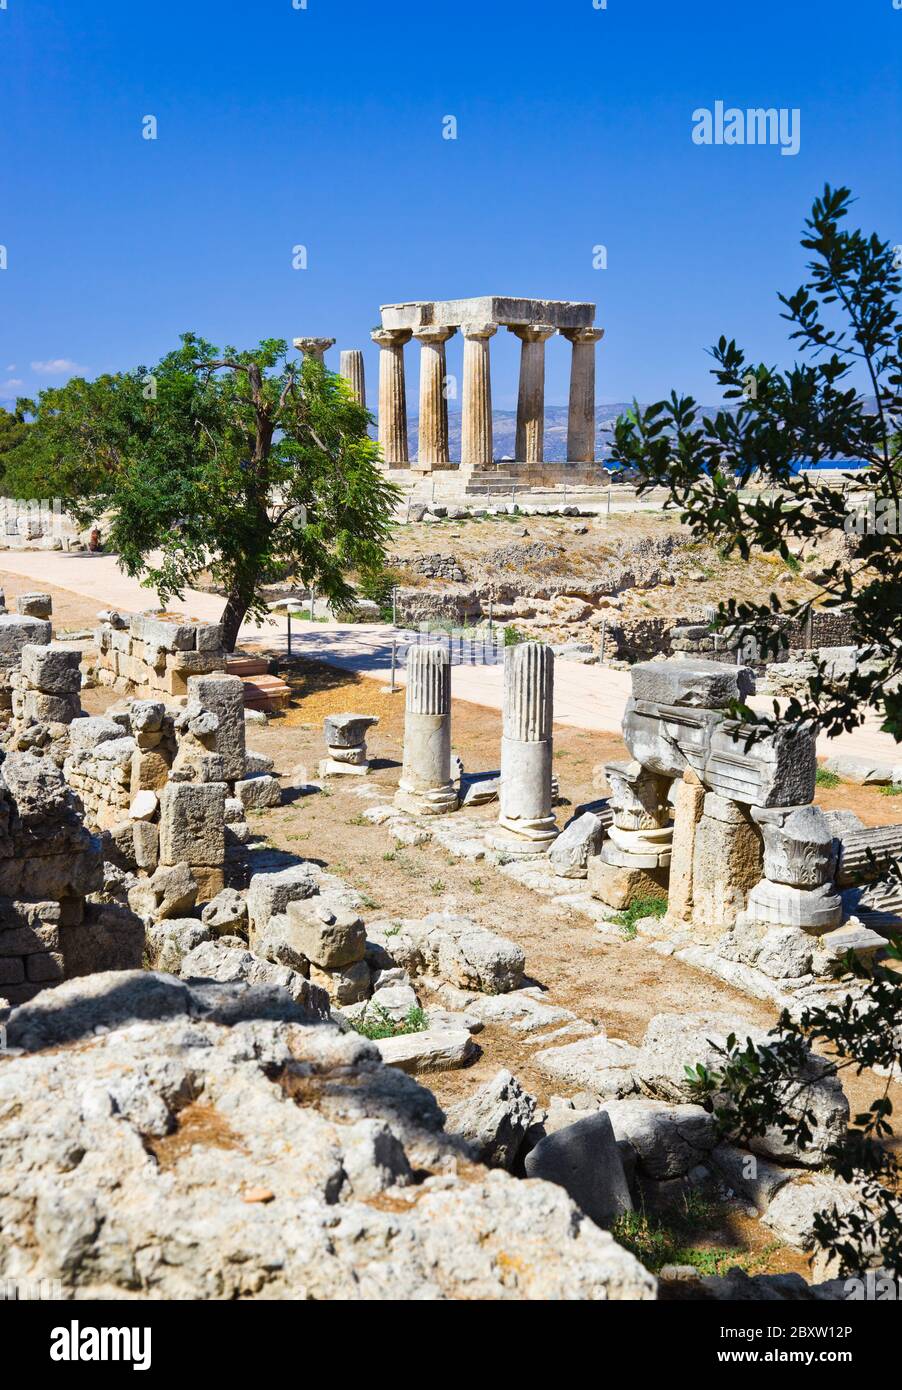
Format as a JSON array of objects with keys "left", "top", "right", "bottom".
[
  {"left": 525, "top": 1112, "right": 634, "bottom": 1229},
  {"left": 599, "top": 1098, "right": 717, "bottom": 1180},
  {"left": 636, "top": 1012, "right": 849, "bottom": 1167},
  {"left": 0, "top": 973, "right": 655, "bottom": 1300},
  {"left": 444, "top": 1069, "right": 537, "bottom": 1169}
]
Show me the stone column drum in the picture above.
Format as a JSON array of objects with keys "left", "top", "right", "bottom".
[
  {"left": 489, "top": 642, "right": 557, "bottom": 854},
  {"left": 561, "top": 327, "right": 604, "bottom": 464},
  {"left": 460, "top": 323, "right": 497, "bottom": 470},
  {"left": 371, "top": 327, "right": 411, "bottom": 467},
  {"left": 510, "top": 324, "right": 555, "bottom": 464},
  {"left": 413, "top": 327, "right": 456, "bottom": 471},
  {"left": 588, "top": 759, "right": 672, "bottom": 908},
  {"left": 394, "top": 645, "right": 458, "bottom": 815},
  {"left": 339, "top": 349, "right": 366, "bottom": 407}
]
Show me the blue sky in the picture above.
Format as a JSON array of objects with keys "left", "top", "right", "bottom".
[{"left": 2, "top": 0, "right": 899, "bottom": 412}]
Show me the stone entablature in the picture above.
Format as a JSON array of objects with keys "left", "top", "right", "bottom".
[{"left": 380, "top": 297, "right": 595, "bottom": 331}]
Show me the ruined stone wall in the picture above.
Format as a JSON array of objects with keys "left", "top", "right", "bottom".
[{"left": 93, "top": 612, "right": 228, "bottom": 697}]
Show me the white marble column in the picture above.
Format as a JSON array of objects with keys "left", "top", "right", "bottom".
[
  {"left": 509, "top": 323, "right": 555, "bottom": 464},
  {"left": 395, "top": 644, "right": 458, "bottom": 815},
  {"left": 371, "top": 327, "right": 412, "bottom": 467},
  {"left": 339, "top": 349, "right": 366, "bottom": 407},
  {"left": 460, "top": 323, "right": 497, "bottom": 470},
  {"left": 293, "top": 336, "right": 335, "bottom": 364},
  {"left": 413, "top": 327, "right": 456, "bottom": 471},
  {"left": 561, "top": 327, "right": 604, "bottom": 463},
  {"left": 489, "top": 642, "right": 558, "bottom": 854}
]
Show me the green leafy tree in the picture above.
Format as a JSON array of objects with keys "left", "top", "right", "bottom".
[
  {"left": 612, "top": 187, "right": 902, "bottom": 1278},
  {"left": 0, "top": 404, "right": 28, "bottom": 486},
  {"left": 610, "top": 184, "right": 902, "bottom": 740},
  {"left": 7, "top": 335, "right": 400, "bottom": 649}
]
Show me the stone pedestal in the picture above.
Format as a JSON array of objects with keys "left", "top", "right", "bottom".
[
  {"left": 319, "top": 713, "right": 378, "bottom": 778},
  {"left": 666, "top": 769, "right": 706, "bottom": 924},
  {"left": 561, "top": 327, "right": 604, "bottom": 464},
  {"left": 339, "top": 350, "right": 366, "bottom": 406},
  {"left": 742, "top": 804, "right": 842, "bottom": 935},
  {"left": 460, "top": 324, "right": 497, "bottom": 470},
  {"left": 489, "top": 642, "right": 557, "bottom": 854},
  {"left": 293, "top": 336, "right": 335, "bottom": 364},
  {"left": 589, "top": 760, "right": 672, "bottom": 908},
  {"left": 690, "top": 793, "right": 763, "bottom": 938},
  {"left": 510, "top": 324, "right": 555, "bottom": 464},
  {"left": 371, "top": 328, "right": 411, "bottom": 467},
  {"left": 395, "top": 646, "right": 457, "bottom": 815},
  {"left": 413, "top": 327, "right": 455, "bottom": 471}
]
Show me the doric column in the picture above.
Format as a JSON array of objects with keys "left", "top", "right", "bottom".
[
  {"left": 371, "top": 327, "right": 412, "bottom": 467},
  {"left": 395, "top": 645, "right": 458, "bottom": 815},
  {"left": 413, "top": 327, "right": 455, "bottom": 471},
  {"left": 489, "top": 642, "right": 558, "bottom": 854},
  {"left": 293, "top": 336, "right": 336, "bottom": 364},
  {"left": 339, "top": 350, "right": 366, "bottom": 407},
  {"left": 460, "top": 323, "right": 497, "bottom": 470},
  {"left": 509, "top": 324, "right": 555, "bottom": 464},
  {"left": 561, "top": 327, "right": 604, "bottom": 463}
]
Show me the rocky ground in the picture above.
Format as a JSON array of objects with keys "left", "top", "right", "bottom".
[{"left": 2, "top": 565, "right": 900, "bottom": 1298}]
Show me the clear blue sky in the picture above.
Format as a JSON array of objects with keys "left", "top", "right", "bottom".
[{"left": 2, "top": 0, "right": 899, "bottom": 412}]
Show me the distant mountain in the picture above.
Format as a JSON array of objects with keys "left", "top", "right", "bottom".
[{"left": 404, "top": 397, "right": 880, "bottom": 463}]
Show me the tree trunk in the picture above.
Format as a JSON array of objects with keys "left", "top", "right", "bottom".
[{"left": 221, "top": 584, "right": 255, "bottom": 653}]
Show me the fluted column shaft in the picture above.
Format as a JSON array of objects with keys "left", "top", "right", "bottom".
[
  {"left": 492, "top": 642, "right": 558, "bottom": 851},
  {"left": 510, "top": 324, "right": 555, "bottom": 464},
  {"left": 371, "top": 328, "right": 412, "bottom": 467},
  {"left": 460, "top": 323, "right": 497, "bottom": 470},
  {"left": 414, "top": 327, "right": 456, "bottom": 471},
  {"left": 561, "top": 327, "right": 604, "bottom": 463},
  {"left": 395, "top": 644, "right": 457, "bottom": 814},
  {"left": 339, "top": 349, "right": 366, "bottom": 407}
]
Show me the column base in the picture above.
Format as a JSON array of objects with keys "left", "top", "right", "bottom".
[
  {"left": 319, "top": 758, "right": 371, "bottom": 777},
  {"left": 394, "top": 783, "right": 459, "bottom": 816},
  {"left": 487, "top": 818, "right": 558, "bottom": 857}
]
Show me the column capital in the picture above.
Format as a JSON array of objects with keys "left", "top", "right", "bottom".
[
  {"left": 293, "top": 336, "right": 336, "bottom": 354},
  {"left": 460, "top": 321, "right": 497, "bottom": 341},
  {"left": 412, "top": 325, "right": 457, "bottom": 345},
  {"left": 371, "top": 327, "right": 412, "bottom": 347},
  {"left": 559, "top": 326, "right": 605, "bottom": 345},
  {"left": 508, "top": 322, "right": 556, "bottom": 344}
]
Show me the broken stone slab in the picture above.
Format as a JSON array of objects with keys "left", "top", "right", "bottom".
[
  {"left": 444, "top": 1069, "right": 537, "bottom": 1170},
  {"left": 128, "top": 790, "right": 158, "bottom": 822},
  {"left": 364, "top": 982, "right": 420, "bottom": 1024},
  {"left": 524, "top": 1111, "right": 634, "bottom": 1228},
  {"left": 599, "top": 1098, "right": 717, "bottom": 1180},
  {"left": 818, "top": 922, "right": 886, "bottom": 964},
  {"left": 179, "top": 940, "right": 325, "bottom": 1011},
  {"left": 200, "top": 887, "right": 248, "bottom": 936},
  {"left": 535, "top": 1033, "right": 640, "bottom": 1100},
  {"left": 68, "top": 716, "right": 125, "bottom": 750},
  {"left": 128, "top": 862, "right": 198, "bottom": 920},
  {"left": 459, "top": 772, "right": 501, "bottom": 808},
  {"left": 0, "top": 614, "right": 52, "bottom": 663},
  {"left": 821, "top": 754, "right": 893, "bottom": 786},
  {"left": 16, "top": 591, "right": 52, "bottom": 620},
  {"left": 636, "top": 1011, "right": 849, "bottom": 1167},
  {"left": 547, "top": 811, "right": 605, "bottom": 879},
  {"left": 375, "top": 1027, "right": 479, "bottom": 1074},
  {"left": 705, "top": 722, "right": 817, "bottom": 808},
  {"left": 762, "top": 1176, "right": 860, "bottom": 1251},
  {"left": 323, "top": 713, "right": 379, "bottom": 748},
  {"left": 631, "top": 659, "right": 755, "bottom": 709},
  {"left": 146, "top": 919, "right": 213, "bottom": 973}
]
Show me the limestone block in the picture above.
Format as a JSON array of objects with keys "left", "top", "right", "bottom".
[
  {"left": 128, "top": 862, "right": 198, "bottom": 920},
  {"left": 235, "top": 774, "right": 282, "bottom": 809},
  {"left": 132, "top": 820, "right": 159, "bottom": 872},
  {"left": 0, "top": 615, "right": 52, "bottom": 663},
  {"left": 254, "top": 913, "right": 310, "bottom": 973},
  {"left": 690, "top": 797, "right": 762, "bottom": 933},
  {"left": 23, "top": 690, "right": 79, "bottom": 724},
  {"left": 600, "top": 1098, "right": 717, "bottom": 1179},
  {"left": 667, "top": 770, "right": 705, "bottom": 924},
  {"left": 631, "top": 658, "right": 755, "bottom": 709},
  {"left": 524, "top": 1112, "right": 633, "bottom": 1228},
  {"left": 245, "top": 863, "right": 318, "bottom": 936},
  {"left": 309, "top": 958, "right": 371, "bottom": 1005},
  {"left": 285, "top": 899, "right": 366, "bottom": 968},
  {"left": 191, "top": 865, "right": 225, "bottom": 902},
  {"left": 622, "top": 697, "right": 721, "bottom": 780},
  {"left": 130, "top": 700, "right": 166, "bottom": 733},
  {"left": 195, "top": 623, "right": 224, "bottom": 652},
  {"left": 755, "top": 926, "right": 814, "bottom": 979},
  {"left": 534, "top": 1034, "right": 640, "bottom": 1100},
  {"left": 587, "top": 856, "right": 668, "bottom": 909},
  {"left": 159, "top": 782, "right": 226, "bottom": 868},
  {"left": 373, "top": 1025, "right": 478, "bottom": 1073},
  {"left": 818, "top": 921, "right": 885, "bottom": 964},
  {"left": 139, "top": 616, "right": 197, "bottom": 651},
  {"left": 200, "top": 887, "right": 248, "bottom": 937},
  {"left": 131, "top": 749, "right": 171, "bottom": 793},
  {"left": 187, "top": 674, "right": 245, "bottom": 780},
  {"left": 129, "top": 790, "right": 158, "bottom": 821},
  {"left": 21, "top": 644, "right": 81, "bottom": 694},
  {"left": 16, "top": 592, "right": 52, "bottom": 620}
]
